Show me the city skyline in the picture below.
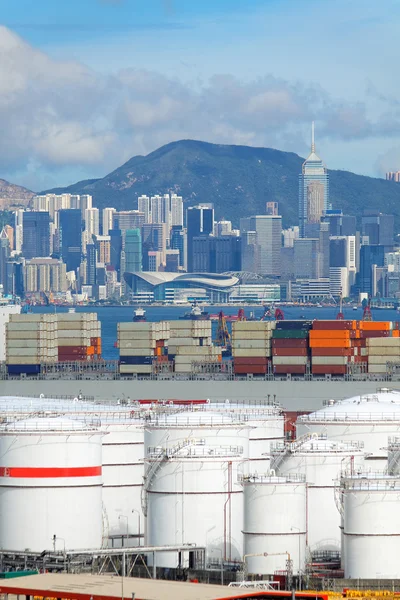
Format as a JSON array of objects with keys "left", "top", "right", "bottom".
[{"left": 1, "top": 0, "right": 400, "bottom": 191}]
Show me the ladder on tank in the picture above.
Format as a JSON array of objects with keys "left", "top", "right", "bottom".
[
  {"left": 141, "top": 438, "right": 205, "bottom": 517},
  {"left": 271, "top": 432, "right": 326, "bottom": 472}
]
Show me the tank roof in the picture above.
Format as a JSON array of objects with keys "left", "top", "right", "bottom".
[
  {"left": 0, "top": 416, "right": 98, "bottom": 432},
  {"left": 299, "top": 395, "right": 400, "bottom": 423},
  {"left": 272, "top": 435, "right": 364, "bottom": 454}
]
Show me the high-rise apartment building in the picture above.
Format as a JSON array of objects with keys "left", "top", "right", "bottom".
[
  {"left": 24, "top": 258, "right": 67, "bottom": 293},
  {"left": 14, "top": 210, "right": 24, "bottom": 254},
  {"left": 59, "top": 209, "right": 82, "bottom": 274},
  {"left": 114, "top": 211, "right": 145, "bottom": 233},
  {"left": 80, "top": 195, "right": 92, "bottom": 218},
  {"left": 170, "top": 194, "right": 183, "bottom": 227},
  {"left": 214, "top": 220, "right": 233, "bottom": 236},
  {"left": 22, "top": 212, "right": 50, "bottom": 259},
  {"left": 102, "top": 208, "right": 116, "bottom": 235},
  {"left": 85, "top": 244, "right": 97, "bottom": 286},
  {"left": 299, "top": 123, "right": 329, "bottom": 237},
  {"left": 83, "top": 208, "right": 100, "bottom": 249},
  {"left": 386, "top": 171, "right": 400, "bottom": 182},
  {"left": 138, "top": 195, "right": 151, "bottom": 223}
]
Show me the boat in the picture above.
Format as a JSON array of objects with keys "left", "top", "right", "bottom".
[
  {"left": 353, "top": 306, "right": 358, "bottom": 311},
  {"left": 179, "top": 302, "right": 210, "bottom": 320},
  {"left": 133, "top": 307, "right": 146, "bottom": 322}
]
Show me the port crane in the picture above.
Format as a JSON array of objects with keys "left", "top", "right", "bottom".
[{"left": 362, "top": 298, "right": 373, "bottom": 321}]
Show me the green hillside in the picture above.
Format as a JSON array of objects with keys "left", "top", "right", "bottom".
[{"left": 43, "top": 139, "right": 400, "bottom": 228}]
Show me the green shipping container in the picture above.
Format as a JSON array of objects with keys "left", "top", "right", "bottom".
[{"left": 272, "top": 330, "right": 309, "bottom": 339}]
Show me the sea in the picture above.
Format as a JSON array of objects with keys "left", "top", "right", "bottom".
[{"left": 30, "top": 304, "right": 400, "bottom": 360}]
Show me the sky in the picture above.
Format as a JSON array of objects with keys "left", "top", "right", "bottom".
[{"left": 1, "top": 0, "right": 400, "bottom": 191}]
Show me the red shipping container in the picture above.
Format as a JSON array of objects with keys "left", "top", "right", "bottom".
[
  {"left": 274, "top": 365, "right": 307, "bottom": 374},
  {"left": 360, "top": 330, "right": 390, "bottom": 338},
  {"left": 58, "top": 345, "right": 87, "bottom": 354},
  {"left": 272, "top": 339, "right": 308, "bottom": 348},
  {"left": 234, "top": 358, "right": 268, "bottom": 365},
  {"left": 312, "top": 320, "right": 355, "bottom": 330},
  {"left": 273, "top": 348, "right": 308, "bottom": 356},
  {"left": 311, "top": 348, "right": 353, "bottom": 356},
  {"left": 234, "top": 365, "right": 267, "bottom": 375},
  {"left": 311, "top": 365, "right": 347, "bottom": 375}
]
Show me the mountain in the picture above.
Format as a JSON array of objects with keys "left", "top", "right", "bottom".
[
  {"left": 42, "top": 139, "right": 400, "bottom": 228},
  {"left": 0, "top": 179, "right": 34, "bottom": 210}
]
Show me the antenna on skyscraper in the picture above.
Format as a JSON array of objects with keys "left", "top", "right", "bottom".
[{"left": 311, "top": 121, "right": 315, "bottom": 153}]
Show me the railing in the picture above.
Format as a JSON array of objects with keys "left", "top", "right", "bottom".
[
  {"left": 238, "top": 472, "right": 306, "bottom": 484},
  {"left": 298, "top": 411, "right": 400, "bottom": 422},
  {"left": 146, "top": 414, "right": 248, "bottom": 427},
  {"left": 0, "top": 417, "right": 101, "bottom": 432},
  {"left": 271, "top": 436, "right": 364, "bottom": 455},
  {"left": 147, "top": 443, "right": 244, "bottom": 459}
]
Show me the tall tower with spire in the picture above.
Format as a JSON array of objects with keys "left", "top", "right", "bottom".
[{"left": 299, "top": 122, "right": 329, "bottom": 237}]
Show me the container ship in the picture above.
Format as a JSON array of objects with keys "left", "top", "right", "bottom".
[{"left": 2, "top": 308, "right": 400, "bottom": 411}]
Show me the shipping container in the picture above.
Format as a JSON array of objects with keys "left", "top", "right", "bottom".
[
  {"left": 312, "top": 320, "right": 356, "bottom": 330},
  {"left": 366, "top": 337, "right": 400, "bottom": 347},
  {"left": 272, "top": 330, "right": 309, "bottom": 339},
  {"left": 118, "top": 348, "right": 155, "bottom": 357},
  {"left": 234, "top": 365, "right": 267, "bottom": 375},
  {"left": 119, "top": 364, "right": 153, "bottom": 374},
  {"left": 312, "top": 356, "right": 349, "bottom": 366},
  {"left": 119, "top": 355, "right": 153, "bottom": 365},
  {"left": 232, "top": 340, "right": 271, "bottom": 350},
  {"left": 7, "top": 364, "right": 41, "bottom": 375},
  {"left": 311, "top": 347, "right": 353, "bottom": 356},
  {"left": 272, "top": 338, "right": 308, "bottom": 349},
  {"left": 233, "top": 357, "right": 268, "bottom": 366},
  {"left": 360, "top": 321, "right": 392, "bottom": 331},
  {"left": 359, "top": 330, "right": 391, "bottom": 338},
  {"left": 272, "top": 348, "right": 308, "bottom": 356},
  {"left": 232, "top": 330, "right": 273, "bottom": 341},
  {"left": 273, "top": 356, "right": 308, "bottom": 365},
  {"left": 309, "top": 330, "right": 352, "bottom": 339},
  {"left": 273, "top": 365, "right": 307, "bottom": 374},
  {"left": 232, "top": 348, "right": 269, "bottom": 358},
  {"left": 275, "top": 320, "right": 313, "bottom": 330},
  {"left": 367, "top": 347, "right": 400, "bottom": 357},
  {"left": 309, "top": 338, "right": 351, "bottom": 349},
  {"left": 311, "top": 365, "right": 347, "bottom": 375}
]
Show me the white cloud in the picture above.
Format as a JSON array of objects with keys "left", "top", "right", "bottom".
[{"left": 0, "top": 25, "right": 399, "bottom": 188}]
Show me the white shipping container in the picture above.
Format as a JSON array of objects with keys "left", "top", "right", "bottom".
[
  {"left": 368, "top": 347, "right": 400, "bottom": 357},
  {"left": 232, "top": 340, "right": 271, "bottom": 350},
  {"left": 169, "top": 319, "right": 209, "bottom": 329},
  {"left": 368, "top": 364, "right": 387, "bottom": 374},
  {"left": 232, "top": 348, "right": 268, "bottom": 358},
  {"left": 168, "top": 338, "right": 200, "bottom": 346},
  {"left": 7, "top": 340, "right": 50, "bottom": 349},
  {"left": 7, "top": 323, "right": 54, "bottom": 332},
  {"left": 6, "top": 357, "right": 42, "bottom": 364},
  {"left": 117, "top": 332, "right": 160, "bottom": 341},
  {"left": 119, "top": 364, "right": 153, "bottom": 374},
  {"left": 175, "top": 346, "right": 221, "bottom": 356},
  {"left": 118, "top": 340, "right": 156, "bottom": 350},
  {"left": 57, "top": 323, "right": 93, "bottom": 331},
  {"left": 233, "top": 321, "right": 275, "bottom": 332},
  {"left": 273, "top": 356, "right": 308, "bottom": 365},
  {"left": 6, "top": 332, "right": 50, "bottom": 340},
  {"left": 119, "top": 349, "right": 155, "bottom": 357},
  {"left": 366, "top": 337, "right": 400, "bottom": 347},
  {"left": 118, "top": 322, "right": 161, "bottom": 332},
  {"left": 367, "top": 356, "right": 394, "bottom": 365},
  {"left": 9, "top": 314, "right": 57, "bottom": 323},
  {"left": 312, "top": 356, "right": 349, "bottom": 366},
  {"left": 232, "top": 331, "right": 273, "bottom": 341}
]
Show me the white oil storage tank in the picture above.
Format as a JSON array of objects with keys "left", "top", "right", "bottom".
[
  {"left": 144, "top": 410, "right": 250, "bottom": 458},
  {"left": 297, "top": 395, "right": 400, "bottom": 469},
  {"left": 271, "top": 434, "right": 365, "bottom": 553},
  {"left": 98, "top": 413, "right": 144, "bottom": 547},
  {"left": 340, "top": 472, "right": 400, "bottom": 578},
  {"left": 0, "top": 416, "right": 103, "bottom": 552},
  {"left": 146, "top": 441, "right": 246, "bottom": 568},
  {"left": 241, "top": 472, "right": 306, "bottom": 576},
  {"left": 210, "top": 400, "right": 284, "bottom": 471},
  {"left": 387, "top": 436, "right": 400, "bottom": 474}
]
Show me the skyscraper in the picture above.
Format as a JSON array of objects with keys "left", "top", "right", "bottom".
[
  {"left": 245, "top": 216, "right": 282, "bottom": 276},
  {"left": 299, "top": 123, "right": 329, "bottom": 237},
  {"left": 170, "top": 194, "right": 183, "bottom": 227},
  {"left": 102, "top": 207, "right": 116, "bottom": 235},
  {"left": 22, "top": 212, "right": 50, "bottom": 259},
  {"left": 125, "top": 229, "right": 142, "bottom": 273},
  {"left": 186, "top": 205, "right": 214, "bottom": 272},
  {"left": 170, "top": 225, "right": 186, "bottom": 270},
  {"left": 138, "top": 195, "right": 151, "bottom": 223},
  {"left": 59, "top": 209, "right": 82, "bottom": 274}
]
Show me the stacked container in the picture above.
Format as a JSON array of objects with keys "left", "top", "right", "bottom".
[
  {"left": 272, "top": 321, "right": 312, "bottom": 375},
  {"left": 6, "top": 314, "right": 58, "bottom": 375},
  {"left": 232, "top": 321, "right": 274, "bottom": 375},
  {"left": 367, "top": 335, "right": 400, "bottom": 374},
  {"left": 168, "top": 320, "right": 219, "bottom": 373},
  {"left": 57, "top": 313, "right": 101, "bottom": 361},
  {"left": 117, "top": 321, "right": 170, "bottom": 375},
  {"left": 310, "top": 320, "right": 355, "bottom": 376}
]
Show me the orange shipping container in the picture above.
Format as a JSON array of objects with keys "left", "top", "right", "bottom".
[
  {"left": 86, "top": 346, "right": 95, "bottom": 356},
  {"left": 359, "top": 321, "right": 392, "bottom": 331},
  {"left": 310, "top": 330, "right": 351, "bottom": 339},
  {"left": 393, "top": 330, "right": 400, "bottom": 337},
  {"left": 309, "top": 339, "right": 351, "bottom": 349}
]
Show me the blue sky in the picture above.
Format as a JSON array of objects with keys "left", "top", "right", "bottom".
[{"left": 1, "top": 0, "right": 400, "bottom": 190}]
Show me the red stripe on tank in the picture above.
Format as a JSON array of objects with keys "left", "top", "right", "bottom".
[{"left": 0, "top": 466, "right": 102, "bottom": 478}]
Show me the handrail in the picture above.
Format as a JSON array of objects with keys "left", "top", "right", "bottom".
[
  {"left": 298, "top": 411, "right": 400, "bottom": 422},
  {"left": 238, "top": 472, "right": 306, "bottom": 484},
  {"left": 147, "top": 443, "right": 244, "bottom": 458}
]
